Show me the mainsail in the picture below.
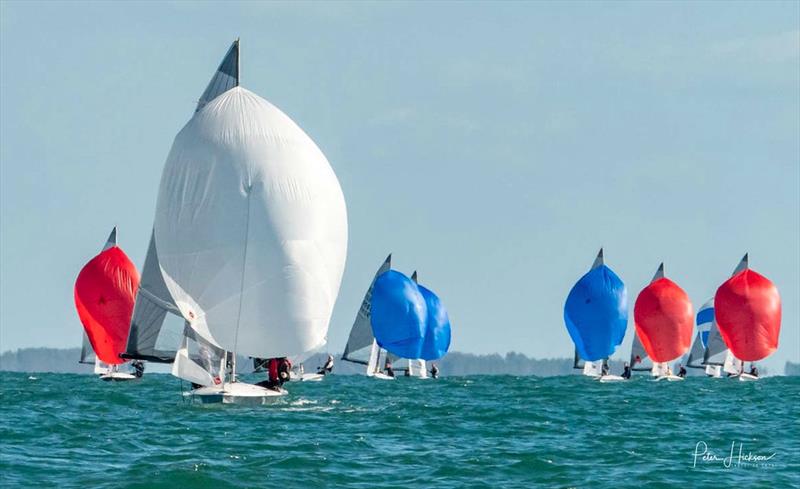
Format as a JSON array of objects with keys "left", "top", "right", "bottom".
[
  {"left": 196, "top": 39, "right": 239, "bottom": 112},
  {"left": 342, "top": 254, "right": 392, "bottom": 365},
  {"left": 122, "top": 233, "right": 187, "bottom": 362},
  {"left": 686, "top": 298, "right": 714, "bottom": 368},
  {"left": 154, "top": 45, "right": 348, "bottom": 360},
  {"left": 685, "top": 332, "right": 705, "bottom": 369},
  {"left": 123, "top": 41, "right": 242, "bottom": 363},
  {"left": 703, "top": 320, "right": 731, "bottom": 366},
  {"left": 629, "top": 330, "right": 652, "bottom": 371},
  {"left": 633, "top": 263, "right": 693, "bottom": 364},
  {"left": 74, "top": 227, "right": 140, "bottom": 365}
]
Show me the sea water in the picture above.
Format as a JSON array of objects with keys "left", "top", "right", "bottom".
[{"left": 1, "top": 372, "right": 797, "bottom": 488}]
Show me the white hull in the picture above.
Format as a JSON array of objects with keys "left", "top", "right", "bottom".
[
  {"left": 369, "top": 372, "right": 395, "bottom": 381},
  {"left": 655, "top": 375, "right": 684, "bottom": 382},
  {"left": 598, "top": 375, "right": 625, "bottom": 383},
  {"left": 99, "top": 372, "right": 137, "bottom": 382},
  {"left": 190, "top": 382, "right": 287, "bottom": 404},
  {"left": 738, "top": 373, "right": 759, "bottom": 382},
  {"left": 299, "top": 373, "right": 324, "bottom": 382}
]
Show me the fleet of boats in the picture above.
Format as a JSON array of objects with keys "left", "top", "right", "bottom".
[
  {"left": 72, "top": 41, "right": 782, "bottom": 401},
  {"left": 564, "top": 250, "right": 781, "bottom": 382}
]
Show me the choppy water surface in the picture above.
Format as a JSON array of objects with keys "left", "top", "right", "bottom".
[{"left": 1, "top": 372, "right": 797, "bottom": 488}]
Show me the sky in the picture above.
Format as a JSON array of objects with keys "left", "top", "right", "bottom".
[{"left": 1, "top": 1, "right": 798, "bottom": 373}]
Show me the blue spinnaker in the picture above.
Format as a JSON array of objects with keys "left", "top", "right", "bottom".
[
  {"left": 696, "top": 298, "right": 714, "bottom": 348},
  {"left": 370, "top": 270, "right": 427, "bottom": 359},
  {"left": 418, "top": 285, "right": 451, "bottom": 360},
  {"left": 564, "top": 264, "right": 628, "bottom": 362}
]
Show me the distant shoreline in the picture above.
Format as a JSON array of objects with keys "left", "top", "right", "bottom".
[{"left": 2, "top": 347, "right": 796, "bottom": 376}]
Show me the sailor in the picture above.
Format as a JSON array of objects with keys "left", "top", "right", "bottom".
[
  {"left": 601, "top": 362, "right": 609, "bottom": 376},
  {"left": 317, "top": 354, "right": 334, "bottom": 375},
  {"left": 677, "top": 363, "right": 687, "bottom": 378},
  {"left": 278, "top": 357, "right": 292, "bottom": 385},
  {"left": 385, "top": 360, "right": 395, "bottom": 378},
  {"left": 430, "top": 363, "right": 440, "bottom": 379},
  {"left": 132, "top": 360, "right": 145, "bottom": 378},
  {"left": 404, "top": 367, "right": 411, "bottom": 377},
  {"left": 749, "top": 364, "right": 759, "bottom": 377},
  {"left": 621, "top": 362, "right": 631, "bottom": 379},
  {"left": 256, "top": 358, "right": 281, "bottom": 390}
]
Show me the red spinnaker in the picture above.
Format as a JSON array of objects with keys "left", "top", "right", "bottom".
[
  {"left": 634, "top": 276, "right": 693, "bottom": 363},
  {"left": 714, "top": 269, "right": 781, "bottom": 362},
  {"left": 74, "top": 246, "right": 140, "bottom": 364}
]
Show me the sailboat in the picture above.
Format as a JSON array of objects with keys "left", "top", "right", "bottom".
[
  {"left": 341, "top": 254, "right": 397, "bottom": 380},
  {"left": 714, "top": 254, "right": 781, "bottom": 382},
  {"left": 633, "top": 263, "right": 693, "bottom": 381},
  {"left": 564, "top": 249, "right": 628, "bottom": 381},
  {"left": 131, "top": 39, "right": 348, "bottom": 403},
  {"left": 370, "top": 268, "right": 429, "bottom": 379},
  {"left": 74, "top": 227, "right": 141, "bottom": 381},
  {"left": 685, "top": 298, "right": 723, "bottom": 377}
]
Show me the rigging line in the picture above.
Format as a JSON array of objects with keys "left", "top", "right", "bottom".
[{"left": 231, "top": 187, "right": 252, "bottom": 381}]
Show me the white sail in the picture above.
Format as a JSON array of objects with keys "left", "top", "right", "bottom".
[
  {"left": 651, "top": 362, "right": 669, "bottom": 377},
  {"left": 154, "top": 86, "right": 348, "bottom": 359},
  {"left": 582, "top": 361, "right": 602, "bottom": 377},
  {"left": 94, "top": 358, "right": 110, "bottom": 375},
  {"left": 723, "top": 351, "right": 743, "bottom": 375},
  {"left": 366, "top": 340, "right": 382, "bottom": 376}
]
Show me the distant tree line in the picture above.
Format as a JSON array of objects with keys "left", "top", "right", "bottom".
[{"left": 0, "top": 347, "right": 792, "bottom": 377}]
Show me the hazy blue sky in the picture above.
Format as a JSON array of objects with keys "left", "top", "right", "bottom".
[{"left": 1, "top": 1, "right": 798, "bottom": 372}]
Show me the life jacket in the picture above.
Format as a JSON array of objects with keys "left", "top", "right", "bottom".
[{"left": 268, "top": 359, "right": 279, "bottom": 383}]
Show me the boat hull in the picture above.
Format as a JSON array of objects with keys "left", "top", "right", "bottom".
[
  {"left": 655, "top": 375, "right": 684, "bottom": 382},
  {"left": 368, "top": 373, "right": 395, "bottom": 381},
  {"left": 738, "top": 373, "right": 759, "bottom": 382},
  {"left": 191, "top": 382, "right": 287, "bottom": 404},
  {"left": 99, "top": 372, "right": 138, "bottom": 382},
  {"left": 598, "top": 375, "right": 625, "bottom": 383}
]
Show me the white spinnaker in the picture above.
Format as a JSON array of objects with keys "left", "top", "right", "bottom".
[{"left": 155, "top": 87, "right": 348, "bottom": 359}]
